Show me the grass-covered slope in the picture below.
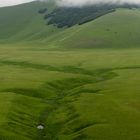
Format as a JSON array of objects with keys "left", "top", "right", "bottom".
[
  {"left": 0, "top": 1, "right": 140, "bottom": 48},
  {"left": 0, "top": 1, "right": 59, "bottom": 43},
  {"left": 46, "top": 8, "right": 140, "bottom": 49}
]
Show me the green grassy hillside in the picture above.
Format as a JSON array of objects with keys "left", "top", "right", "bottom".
[
  {"left": 0, "top": 1, "right": 60, "bottom": 43},
  {"left": 42, "top": 8, "right": 140, "bottom": 49},
  {"left": 0, "top": 1, "right": 140, "bottom": 140},
  {"left": 0, "top": 1, "right": 140, "bottom": 49}
]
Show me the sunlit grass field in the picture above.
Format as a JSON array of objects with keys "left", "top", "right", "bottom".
[{"left": 0, "top": 44, "right": 139, "bottom": 140}]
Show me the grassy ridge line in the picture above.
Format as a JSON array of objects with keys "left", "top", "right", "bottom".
[
  {"left": 6, "top": 94, "right": 47, "bottom": 140},
  {"left": 0, "top": 60, "right": 99, "bottom": 76},
  {"left": 0, "top": 60, "right": 140, "bottom": 76}
]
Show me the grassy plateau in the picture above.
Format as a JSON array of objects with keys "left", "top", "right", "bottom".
[{"left": 0, "top": 1, "right": 140, "bottom": 140}]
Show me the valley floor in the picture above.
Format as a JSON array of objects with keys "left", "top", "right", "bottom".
[{"left": 0, "top": 44, "right": 139, "bottom": 140}]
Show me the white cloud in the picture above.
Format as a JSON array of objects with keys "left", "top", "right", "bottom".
[
  {"left": 56, "top": 0, "right": 140, "bottom": 6},
  {"left": 0, "top": 0, "right": 34, "bottom": 7},
  {"left": 0, "top": 0, "right": 140, "bottom": 7}
]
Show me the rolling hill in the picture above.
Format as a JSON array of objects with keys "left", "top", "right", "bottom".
[
  {"left": 0, "top": 1, "right": 140, "bottom": 48},
  {"left": 0, "top": 1, "right": 140, "bottom": 140}
]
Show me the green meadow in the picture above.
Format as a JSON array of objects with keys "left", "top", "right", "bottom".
[
  {"left": 0, "top": 45, "right": 139, "bottom": 140},
  {"left": 0, "top": 1, "right": 140, "bottom": 140}
]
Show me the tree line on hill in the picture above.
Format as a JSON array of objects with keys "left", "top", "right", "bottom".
[{"left": 39, "top": 4, "right": 139, "bottom": 28}]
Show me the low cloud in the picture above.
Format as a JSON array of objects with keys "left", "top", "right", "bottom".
[
  {"left": 0, "top": 0, "right": 34, "bottom": 7},
  {"left": 43, "top": 0, "right": 140, "bottom": 7}
]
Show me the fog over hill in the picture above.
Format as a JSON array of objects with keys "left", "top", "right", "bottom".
[
  {"left": 1, "top": 0, "right": 140, "bottom": 7},
  {"left": 41, "top": 0, "right": 140, "bottom": 7}
]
